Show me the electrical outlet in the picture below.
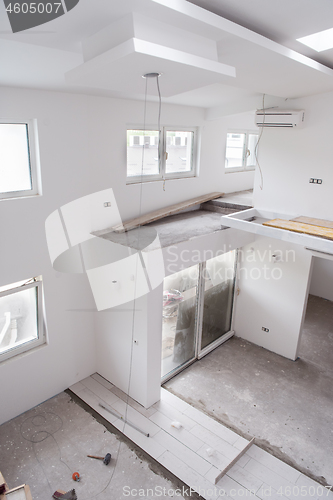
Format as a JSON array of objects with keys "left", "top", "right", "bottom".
[
  {"left": 262, "top": 327, "right": 269, "bottom": 332},
  {"left": 134, "top": 339, "right": 139, "bottom": 345},
  {"left": 104, "top": 202, "right": 111, "bottom": 207}
]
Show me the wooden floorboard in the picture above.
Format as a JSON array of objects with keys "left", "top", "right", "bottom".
[
  {"left": 292, "top": 216, "right": 333, "bottom": 230},
  {"left": 263, "top": 219, "right": 333, "bottom": 240}
]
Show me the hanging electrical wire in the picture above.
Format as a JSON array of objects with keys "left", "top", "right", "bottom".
[
  {"left": 96, "top": 75, "right": 152, "bottom": 499},
  {"left": 95, "top": 74, "right": 156, "bottom": 497},
  {"left": 122, "top": 74, "right": 149, "bottom": 424},
  {"left": 155, "top": 74, "right": 165, "bottom": 191},
  {"left": 255, "top": 93, "right": 265, "bottom": 190}
]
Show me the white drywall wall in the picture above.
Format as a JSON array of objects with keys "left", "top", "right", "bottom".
[
  {"left": 0, "top": 87, "right": 96, "bottom": 425},
  {"left": 310, "top": 257, "right": 333, "bottom": 302},
  {"left": 252, "top": 90, "right": 333, "bottom": 303},
  {"left": 85, "top": 97, "right": 255, "bottom": 219},
  {"left": 85, "top": 95, "right": 204, "bottom": 221},
  {"left": 233, "top": 236, "right": 313, "bottom": 360},
  {"left": 95, "top": 285, "right": 163, "bottom": 408},
  {"left": 95, "top": 228, "right": 254, "bottom": 407},
  {"left": 202, "top": 111, "right": 257, "bottom": 195},
  {"left": 0, "top": 86, "right": 254, "bottom": 420},
  {"left": 253, "top": 91, "right": 333, "bottom": 220}
]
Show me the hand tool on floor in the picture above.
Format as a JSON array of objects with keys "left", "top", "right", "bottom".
[
  {"left": 99, "top": 403, "right": 150, "bottom": 437},
  {"left": 72, "top": 472, "right": 80, "bottom": 482},
  {"left": 53, "top": 489, "right": 77, "bottom": 500},
  {"left": 87, "top": 452, "right": 111, "bottom": 465}
]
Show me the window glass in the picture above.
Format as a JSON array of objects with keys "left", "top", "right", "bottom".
[
  {"left": 161, "top": 265, "right": 199, "bottom": 380},
  {"left": 127, "top": 130, "right": 159, "bottom": 177},
  {"left": 201, "top": 251, "right": 236, "bottom": 350},
  {"left": 0, "top": 285, "right": 39, "bottom": 357},
  {"left": 0, "top": 124, "right": 32, "bottom": 194},
  {"left": 165, "top": 130, "right": 194, "bottom": 174},
  {"left": 246, "top": 133, "right": 259, "bottom": 167},
  {"left": 225, "top": 133, "right": 246, "bottom": 169},
  {"left": 127, "top": 127, "right": 197, "bottom": 182}
]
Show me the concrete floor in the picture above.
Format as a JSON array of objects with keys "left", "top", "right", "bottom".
[
  {"left": 164, "top": 294, "right": 333, "bottom": 487},
  {"left": 100, "top": 210, "right": 227, "bottom": 250},
  {"left": 97, "top": 192, "right": 252, "bottom": 251},
  {"left": 0, "top": 392, "right": 193, "bottom": 499},
  {"left": 218, "top": 190, "right": 253, "bottom": 207}
]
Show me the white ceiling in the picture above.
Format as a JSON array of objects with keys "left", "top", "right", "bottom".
[
  {"left": 190, "top": 0, "right": 333, "bottom": 69},
  {"left": 1, "top": 0, "right": 333, "bottom": 113}
]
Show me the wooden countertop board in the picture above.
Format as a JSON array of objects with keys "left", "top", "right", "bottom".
[
  {"left": 292, "top": 216, "right": 333, "bottom": 230},
  {"left": 112, "top": 192, "right": 224, "bottom": 233},
  {"left": 263, "top": 219, "right": 333, "bottom": 240}
]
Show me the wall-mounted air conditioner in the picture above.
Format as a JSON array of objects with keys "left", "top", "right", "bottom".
[{"left": 255, "top": 109, "right": 305, "bottom": 128}]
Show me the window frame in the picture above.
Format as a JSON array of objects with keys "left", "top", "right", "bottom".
[
  {"left": 0, "top": 278, "right": 45, "bottom": 363},
  {"left": 126, "top": 125, "right": 198, "bottom": 184},
  {"left": 0, "top": 118, "right": 41, "bottom": 200},
  {"left": 225, "top": 129, "right": 259, "bottom": 173}
]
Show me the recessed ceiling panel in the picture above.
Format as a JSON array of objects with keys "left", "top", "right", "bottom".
[{"left": 65, "top": 38, "right": 236, "bottom": 97}]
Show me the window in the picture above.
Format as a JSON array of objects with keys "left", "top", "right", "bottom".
[
  {"left": 0, "top": 277, "right": 45, "bottom": 362},
  {"left": 225, "top": 131, "right": 259, "bottom": 172},
  {"left": 127, "top": 127, "right": 197, "bottom": 182},
  {"left": 0, "top": 119, "right": 41, "bottom": 199}
]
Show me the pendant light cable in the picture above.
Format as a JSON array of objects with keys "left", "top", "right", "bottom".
[
  {"left": 255, "top": 93, "right": 265, "bottom": 190},
  {"left": 155, "top": 75, "right": 164, "bottom": 191},
  {"left": 93, "top": 77, "right": 150, "bottom": 498},
  {"left": 123, "top": 75, "right": 149, "bottom": 427}
]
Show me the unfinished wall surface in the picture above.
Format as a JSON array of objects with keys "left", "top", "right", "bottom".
[
  {"left": 86, "top": 95, "right": 205, "bottom": 222},
  {"left": 253, "top": 91, "right": 333, "bottom": 220},
  {"left": 1, "top": 85, "right": 255, "bottom": 420},
  {"left": 0, "top": 87, "right": 96, "bottom": 425},
  {"left": 252, "top": 90, "right": 333, "bottom": 306},
  {"left": 95, "top": 284, "right": 163, "bottom": 408},
  {"left": 88, "top": 94, "right": 203, "bottom": 408},
  {"left": 95, "top": 228, "right": 254, "bottom": 407},
  {"left": 310, "top": 257, "right": 333, "bottom": 302},
  {"left": 202, "top": 111, "right": 257, "bottom": 195},
  {"left": 233, "top": 236, "right": 313, "bottom": 360}
]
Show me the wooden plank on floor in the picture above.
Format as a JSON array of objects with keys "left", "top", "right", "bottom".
[
  {"left": 263, "top": 219, "right": 333, "bottom": 241},
  {"left": 214, "top": 437, "right": 255, "bottom": 484},
  {"left": 0, "top": 471, "right": 8, "bottom": 499},
  {"left": 112, "top": 192, "right": 224, "bottom": 233},
  {"left": 5, "top": 485, "right": 32, "bottom": 500},
  {"left": 292, "top": 216, "right": 333, "bottom": 230}
]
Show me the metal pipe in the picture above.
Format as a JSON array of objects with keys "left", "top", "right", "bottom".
[{"left": 99, "top": 403, "right": 149, "bottom": 437}]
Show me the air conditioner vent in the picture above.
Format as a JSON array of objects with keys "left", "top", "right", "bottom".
[{"left": 255, "top": 109, "right": 304, "bottom": 128}]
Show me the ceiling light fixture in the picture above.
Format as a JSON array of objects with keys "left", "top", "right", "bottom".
[
  {"left": 142, "top": 72, "right": 161, "bottom": 78},
  {"left": 297, "top": 27, "right": 333, "bottom": 52}
]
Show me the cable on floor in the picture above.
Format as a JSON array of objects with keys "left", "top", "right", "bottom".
[
  {"left": 19, "top": 410, "right": 120, "bottom": 500},
  {"left": 20, "top": 412, "right": 72, "bottom": 495}
]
